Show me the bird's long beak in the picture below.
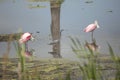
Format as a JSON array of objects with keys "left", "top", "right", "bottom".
[{"left": 94, "top": 20, "right": 100, "bottom": 28}]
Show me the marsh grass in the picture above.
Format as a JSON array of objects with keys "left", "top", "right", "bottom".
[
  {"left": 12, "top": 33, "right": 27, "bottom": 80},
  {"left": 108, "top": 43, "right": 120, "bottom": 80},
  {"left": 1, "top": 35, "right": 120, "bottom": 80},
  {"left": 69, "top": 36, "right": 103, "bottom": 80},
  {"left": 69, "top": 36, "right": 120, "bottom": 80},
  {"left": 13, "top": 41, "right": 25, "bottom": 73},
  {"left": 13, "top": 34, "right": 42, "bottom": 80},
  {"left": 68, "top": 36, "right": 88, "bottom": 59},
  {"left": 1, "top": 34, "right": 13, "bottom": 80},
  {"left": 0, "top": 37, "right": 75, "bottom": 80}
]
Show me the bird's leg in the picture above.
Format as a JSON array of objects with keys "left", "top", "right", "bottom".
[
  {"left": 91, "top": 31, "right": 94, "bottom": 42},
  {"left": 25, "top": 42, "right": 28, "bottom": 52}
]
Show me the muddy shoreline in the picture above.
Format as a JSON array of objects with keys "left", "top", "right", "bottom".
[{"left": 0, "top": 57, "right": 117, "bottom": 80}]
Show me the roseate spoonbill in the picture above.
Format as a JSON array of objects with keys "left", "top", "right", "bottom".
[
  {"left": 19, "top": 32, "right": 34, "bottom": 43},
  {"left": 19, "top": 32, "right": 34, "bottom": 58},
  {"left": 84, "top": 20, "right": 99, "bottom": 41}
]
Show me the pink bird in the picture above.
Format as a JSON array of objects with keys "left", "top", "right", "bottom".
[
  {"left": 84, "top": 20, "right": 99, "bottom": 32},
  {"left": 19, "top": 32, "right": 34, "bottom": 58},
  {"left": 84, "top": 20, "right": 100, "bottom": 41},
  {"left": 19, "top": 32, "right": 34, "bottom": 43}
]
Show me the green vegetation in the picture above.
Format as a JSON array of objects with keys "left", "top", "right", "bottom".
[
  {"left": 69, "top": 36, "right": 120, "bottom": 80},
  {"left": 0, "top": 36, "right": 120, "bottom": 80}
]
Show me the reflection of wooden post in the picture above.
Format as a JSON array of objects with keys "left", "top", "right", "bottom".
[{"left": 50, "top": 1, "right": 62, "bottom": 58}]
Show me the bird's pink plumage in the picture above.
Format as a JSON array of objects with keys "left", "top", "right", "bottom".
[
  {"left": 84, "top": 24, "right": 97, "bottom": 32},
  {"left": 19, "top": 32, "right": 32, "bottom": 43}
]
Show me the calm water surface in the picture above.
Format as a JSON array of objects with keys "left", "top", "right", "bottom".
[{"left": 0, "top": 0, "right": 120, "bottom": 60}]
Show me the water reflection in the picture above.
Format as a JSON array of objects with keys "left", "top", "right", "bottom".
[{"left": 85, "top": 39, "right": 99, "bottom": 52}]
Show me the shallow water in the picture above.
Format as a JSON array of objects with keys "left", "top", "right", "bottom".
[{"left": 0, "top": 0, "right": 120, "bottom": 59}]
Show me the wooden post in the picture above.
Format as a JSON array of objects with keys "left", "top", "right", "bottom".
[
  {"left": 0, "top": 33, "right": 22, "bottom": 42},
  {"left": 50, "top": 0, "right": 62, "bottom": 58}
]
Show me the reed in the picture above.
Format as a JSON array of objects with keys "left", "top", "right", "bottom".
[
  {"left": 13, "top": 33, "right": 42, "bottom": 80},
  {"left": 1, "top": 35, "right": 120, "bottom": 80},
  {"left": 69, "top": 36, "right": 120, "bottom": 80},
  {"left": 108, "top": 43, "right": 120, "bottom": 80}
]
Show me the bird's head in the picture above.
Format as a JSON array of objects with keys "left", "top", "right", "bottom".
[{"left": 94, "top": 20, "right": 100, "bottom": 28}]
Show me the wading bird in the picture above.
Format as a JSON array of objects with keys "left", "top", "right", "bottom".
[
  {"left": 84, "top": 20, "right": 100, "bottom": 41},
  {"left": 19, "top": 32, "right": 34, "bottom": 43},
  {"left": 19, "top": 32, "right": 34, "bottom": 58}
]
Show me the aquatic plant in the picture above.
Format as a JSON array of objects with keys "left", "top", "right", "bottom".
[
  {"left": 69, "top": 36, "right": 102, "bottom": 80},
  {"left": 108, "top": 43, "right": 120, "bottom": 80},
  {"left": 13, "top": 33, "right": 26, "bottom": 73},
  {"left": 69, "top": 36, "right": 120, "bottom": 80}
]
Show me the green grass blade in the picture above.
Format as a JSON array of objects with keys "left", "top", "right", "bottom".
[
  {"left": 107, "top": 42, "right": 116, "bottom": 60},
  {"left": 65, "top": 71, "right": 71, "bottom": 80},
  {"left": 68, "top": 36, "right": 79, "bottom": 49}
]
